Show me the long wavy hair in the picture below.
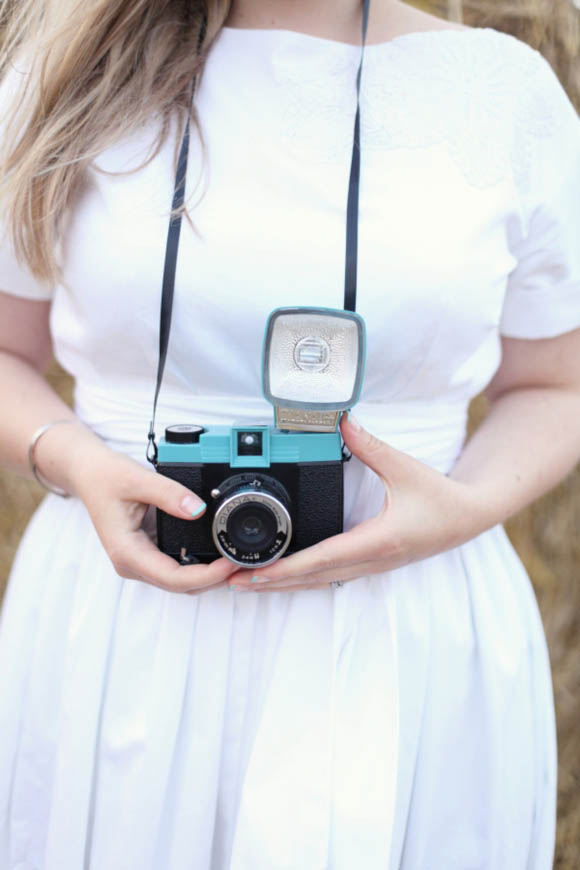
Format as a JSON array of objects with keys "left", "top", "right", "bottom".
[
  {"left": 0, "top": 0, "right": 578, "bottom": 285},
  {"left": 0, "top": 0, "right": 232, "bottom": 284}
]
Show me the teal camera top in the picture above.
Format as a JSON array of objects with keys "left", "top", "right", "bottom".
[{"left": 157, "top": 425, "right": 343, "bottom": 467}]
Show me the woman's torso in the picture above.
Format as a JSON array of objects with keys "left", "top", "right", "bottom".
[{"left": 51, "top": 26, "right": 541, "bottom": 472}]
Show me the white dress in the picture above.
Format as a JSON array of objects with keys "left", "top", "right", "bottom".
[{"left": 1, "top": 25, "right": 580, "bottom": 870}]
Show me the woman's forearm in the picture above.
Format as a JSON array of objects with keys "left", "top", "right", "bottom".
[
  {"left": 448, "top": 385, "right": 580, "bottom": 529},
  {"left": 0, "top": 350, "right": 110, "bottom": 493}
]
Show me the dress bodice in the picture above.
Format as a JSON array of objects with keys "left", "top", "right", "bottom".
[{"left": 4, "top": 25, "right": 580, "bottom": 470}]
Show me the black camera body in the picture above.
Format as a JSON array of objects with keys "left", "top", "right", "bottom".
[{"left": 156, "top": 423, "right": 344, "bottom": 568}]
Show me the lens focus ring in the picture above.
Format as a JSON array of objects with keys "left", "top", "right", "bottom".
[{"left": 212, "top": 489, "right": 292, "bottom": 568}]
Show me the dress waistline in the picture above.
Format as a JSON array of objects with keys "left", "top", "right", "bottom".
[{"left": 73, "top": 383, "right": 469, "bottom": 475}]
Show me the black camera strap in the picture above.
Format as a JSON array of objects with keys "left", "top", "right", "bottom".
[
  {"left": 147, "top": 99, "right": 194, "bottom": 464},
  {"left": 345, "top": 0, "right": 370, "bottom": 313},
  {"left": 147, "top": 0, "right": 370, "bottom": 464}
]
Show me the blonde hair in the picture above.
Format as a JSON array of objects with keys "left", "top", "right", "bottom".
[
  {"left": 0, "top": 0, "right": 578, "bottom": 285},
  {"left": 0, "top": 0, "right": 231, "bottom": 285}
]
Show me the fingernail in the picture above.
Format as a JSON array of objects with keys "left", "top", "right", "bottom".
[
  {"left": 347, "top": 414, "right": 362, "bottom": 432},
  {"left": 229, "top": 584, "right": 252, "bottom": 592},
  {"left": 181, "top": 495, "right": 206, "bottom": 517},
  {"left": 251, "top": 575, "right": 271, "bottom": 584}
]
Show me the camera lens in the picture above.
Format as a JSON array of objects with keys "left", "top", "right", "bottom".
[
  {"left": 226, "top": 503, "right": 278, "bottom": 552},
  {"left": 211, "top": 474, "right": 292, "bottom": 568}
]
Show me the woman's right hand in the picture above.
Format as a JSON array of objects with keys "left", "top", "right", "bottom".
[
  {"left": 42, "top": 427, "right": 242, "bottom": 594},
  {"left": 0, "top": 297, "right": 240, "bottom": 595}
]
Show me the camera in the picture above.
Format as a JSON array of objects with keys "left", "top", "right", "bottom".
[
  {"left": 156, "top": 423, "right": 345, "bottom": 566},
  {"left": 156, "top": 307, "right": 366, "bottom": 568}
]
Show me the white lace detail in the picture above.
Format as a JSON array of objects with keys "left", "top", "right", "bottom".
[{"left": 272, "top": 28, "right": 565, "bottom": 194}]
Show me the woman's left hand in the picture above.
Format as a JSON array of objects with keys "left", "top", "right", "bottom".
[{"left": 227, "top": 414, "right": 493, "bottom": 592}]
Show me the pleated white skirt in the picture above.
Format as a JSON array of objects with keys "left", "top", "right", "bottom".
[{"left": 0, "top": 455, "right": 556, "bottom": 869}]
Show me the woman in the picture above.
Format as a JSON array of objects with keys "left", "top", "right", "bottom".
[{"left": 1, "top": 0, "right": 579, "bottom": 866}]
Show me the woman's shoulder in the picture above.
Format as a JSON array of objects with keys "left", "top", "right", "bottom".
[
  {"left": 366, "top": 13, "right": 558, "bottom": 120},
  {"left": 369, "top": 1, "right": 471, "bottom": 42},
  {"left": 370, "top": 2, "right": 536, "bottom": 56},
  {"left": 367, "top": 0, "right": 542, "bottom": 66},
  {"left": 352, "top": 19, "right": 571, "bottom": 193}
]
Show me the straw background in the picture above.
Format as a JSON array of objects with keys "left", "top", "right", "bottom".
[{"left": 1, "top": 0, "right": 579, "bottom": 865}]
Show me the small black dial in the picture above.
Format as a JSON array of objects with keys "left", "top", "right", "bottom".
[{"left": 165, "top": 424, "right": 205, "bottom": 444}]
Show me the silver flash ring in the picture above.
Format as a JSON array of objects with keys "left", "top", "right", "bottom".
[{"left": 331, "top": 581, "right": 345, "bottom": 588}]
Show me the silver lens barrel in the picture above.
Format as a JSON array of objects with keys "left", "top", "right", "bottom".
[{"left": 212, "top": 489, "right": 292, "bottom": 568}]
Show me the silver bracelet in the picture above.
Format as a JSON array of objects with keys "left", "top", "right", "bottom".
[{"left": 28, "top": 419, "right": 78, "bottom": 498}]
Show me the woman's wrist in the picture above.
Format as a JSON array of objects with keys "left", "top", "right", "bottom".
[
  {"left": 32, "top": 418, "right": 114, "bottom": 498},
  {"left": 444, "top": 477, "right": 500, "bottom": 547}
]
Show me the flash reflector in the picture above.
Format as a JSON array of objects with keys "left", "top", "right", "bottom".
[{"left": 263, "top": 307, "right": 366, "bottom": 432}]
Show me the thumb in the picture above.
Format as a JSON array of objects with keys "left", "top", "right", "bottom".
[{"left": 340, "top": 412, "right": 407, "bottom": 481}]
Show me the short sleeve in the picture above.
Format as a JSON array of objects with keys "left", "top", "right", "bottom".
[
  {"left": 0, "top": 231, "right": 55, "bottom": 300},
  {"left": 0, "top": 62, "right": 54, "bottom": 301},
  {"left": 499, "top": 50, "right": 580, "bottom": 339}
]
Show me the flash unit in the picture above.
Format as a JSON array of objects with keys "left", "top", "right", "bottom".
[{"left": 262, "top": 307, "right": 366, "bottom": 432}]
